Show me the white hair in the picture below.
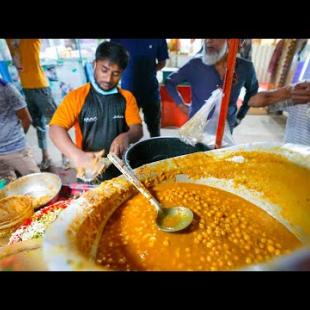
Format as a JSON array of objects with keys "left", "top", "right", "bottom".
[{"left": 202, "top": 41, "right": 228, "bottom": 65}]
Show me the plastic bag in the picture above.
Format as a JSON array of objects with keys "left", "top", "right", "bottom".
[{"left": 179, "top": 88, "right": 234, "bottom": 148}]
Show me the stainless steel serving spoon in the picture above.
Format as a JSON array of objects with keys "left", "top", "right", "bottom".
[{"left": 107, "top": 153, "right": 193, "bottom": 233}]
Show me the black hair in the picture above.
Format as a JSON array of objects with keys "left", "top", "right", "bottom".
[{"left": 95, "top": 41, "right": 129, "bottom": 70}]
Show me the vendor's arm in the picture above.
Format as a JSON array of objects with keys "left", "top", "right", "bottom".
[
  {"left": 48, "top": 88, "right": 95, "bottom": 168},
  {"left": 49, "top": 125, "right": 96, "bottom": 168},
  {"left": 110, "top": 124, "right": 143, "bottom": 156}
]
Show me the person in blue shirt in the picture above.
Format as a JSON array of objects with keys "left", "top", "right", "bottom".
[
  {"left": 165, "top": 39, "right": 259, "bottom": 132},
  {"left": 110, "top": 39, "right": 169, "bottom": 137}
]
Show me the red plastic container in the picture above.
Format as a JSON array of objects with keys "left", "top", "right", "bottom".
[{"left": 160, "top": 85, "right": 191, "bottom": 128}]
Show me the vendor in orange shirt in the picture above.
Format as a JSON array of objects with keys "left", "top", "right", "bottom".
[{"left": 49, "top": 41, "right": 143, "bottom": 181}]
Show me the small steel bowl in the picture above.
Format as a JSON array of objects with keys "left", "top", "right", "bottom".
[{"left": 0, "top": 173, "right": 62, "bottom": 209}]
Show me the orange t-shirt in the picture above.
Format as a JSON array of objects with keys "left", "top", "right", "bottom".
[
  {"left": 50, "top": 83, "right": 142, "bottom": 150},
  {"left": 5, "top": 39, "right": 48, "bottom": 89}
]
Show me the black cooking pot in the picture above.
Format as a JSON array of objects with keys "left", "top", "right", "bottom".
[{"left": 124, "top": 136, "right": 211, "bottom": 169}]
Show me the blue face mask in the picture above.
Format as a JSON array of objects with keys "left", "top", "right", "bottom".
[
  {"left": 90, "top": 76, "right": 118, "bottom": 95},
  {"left": 89, "top": 63, "right": 118, "bottom": 95}
]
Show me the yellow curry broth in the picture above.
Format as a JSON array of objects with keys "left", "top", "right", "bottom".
[
  {"left": 96, "top": 182, "right": 301, "bottom": 271},
  {"left": 139, "top": 151, "right": 310, "bottom": 238}
]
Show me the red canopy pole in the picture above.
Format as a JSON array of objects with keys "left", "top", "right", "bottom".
[{"left": 215, "top": 39, "right": 240, "bottom": 149}]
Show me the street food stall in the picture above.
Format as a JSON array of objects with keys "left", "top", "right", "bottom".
[
  {"left": 1, "top": 39, "right": 310, "bottom": 271},
  {"left": 1, "top": 142, "right": 310, "bottom": 271}
]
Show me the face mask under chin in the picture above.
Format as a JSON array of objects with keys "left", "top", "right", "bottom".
[{"left": 91, "top": 75, "right": 118, "bottom": 95}]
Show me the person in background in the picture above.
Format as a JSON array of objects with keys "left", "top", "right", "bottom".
[
  {"left": 249, "top": 81, "right": 310, "bottom": 145},
  {"left": 110, "top": 39, "right": 169, "bottom": 137},
  {"left": 5, "top": 39, "right": 58, "bottom": 170},
  {"left": 49, "top": 41, "right": 143, "bottom": 181},
  {"left": 165, "top": 39, "right": 259, "bottom": 132},
  {"left": 238, "top": 39, "right": 253, "bottom": 60},
  {"left": 0, "top": 78, "right": 39, "bottom": 181}
]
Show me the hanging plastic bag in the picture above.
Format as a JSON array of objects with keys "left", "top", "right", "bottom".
[{"left": 178, "top": 88, "right": 235, "bottom": 148}]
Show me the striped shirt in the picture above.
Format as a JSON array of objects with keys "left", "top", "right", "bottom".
[
  {"left": 269, "top": 100, "right": 310, "bottom": 145},
  {"left": 0, "top": 80, "right": 27, "bottom": 154}
]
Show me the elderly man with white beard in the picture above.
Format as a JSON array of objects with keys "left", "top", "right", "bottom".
[{"left": 165, "top": 39, "right": 259, "bottom": 132}]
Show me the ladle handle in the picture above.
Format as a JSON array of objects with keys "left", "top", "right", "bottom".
[{"left": 107, "top": 153, "right": 162, "bottom": 213}]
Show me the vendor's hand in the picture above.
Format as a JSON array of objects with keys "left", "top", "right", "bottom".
[
  {"left": 178, "top": 102, "right": 189, "bottom": 115},
  {"left": 71, "top": 150, "right": 97, "bottom": 170},
  {"left": 291, "top": 81, "right": 310, "bottom": 104},
  {"left": 72, "top": 149, "right": 107, "bottom": 181},
  {"left": 110, "top": 133, "right": 129, "bottom": 157}
]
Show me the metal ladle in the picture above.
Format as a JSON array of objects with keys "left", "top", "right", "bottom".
[{"left": 107, "top": 153, "right": 194, "bottom": 233}]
